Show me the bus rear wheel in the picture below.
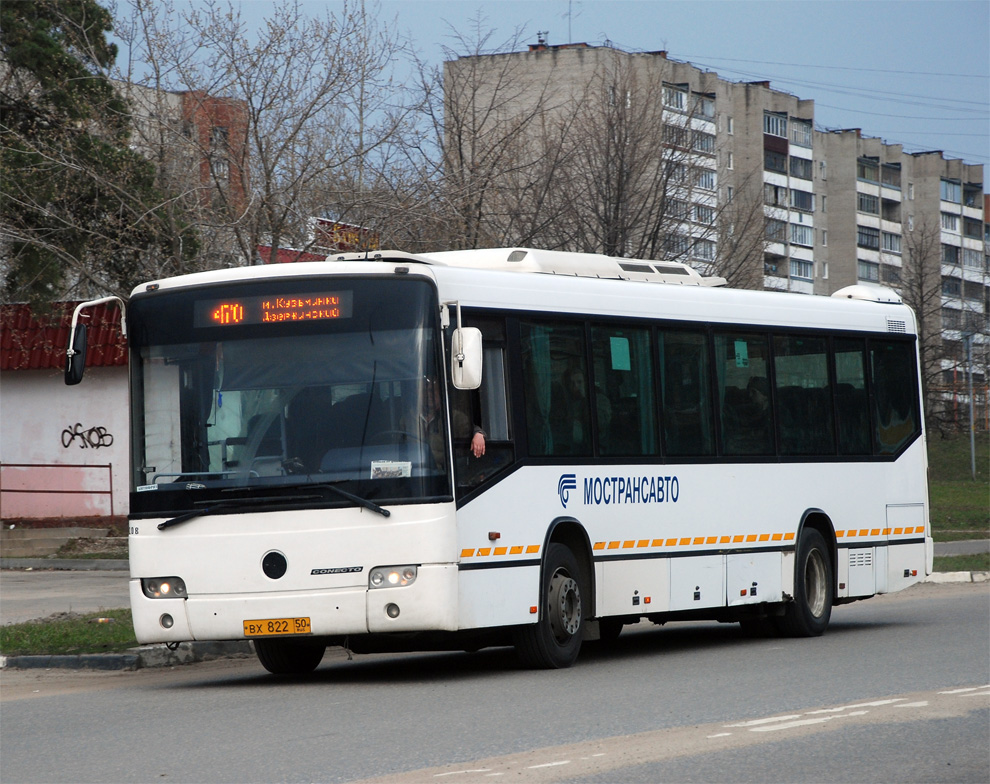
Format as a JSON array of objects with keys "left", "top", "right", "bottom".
[
  {"left": 514, "top": 543, "right": 585, "bottom": 669},
  {"left": 777, "top": 528, "right": 833, "bottom": 637},
  {"left": 254, "top": 637, "right": 326, "bottom": 675}
]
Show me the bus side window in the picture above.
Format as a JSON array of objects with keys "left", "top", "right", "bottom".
[
  {"left": 658, "top": 330, "right": 715, "bottom": 457},
  {"left": 774, "top": 335, "right": 834, "bottom": 456},
  {"left": 521, "top": 321, "right": 592, "bottom": 457},
  {"left": 715, "top": 332, "right": 774, "bottom": 456},
  {"left": 870, "top": 340, "right": 919, "bottom": 455},
  {"left": 591, "top": 324, "right": 657, "bottom": 456},
  {"left": 834, "top": 339, "right": 871, "bottom": 455}
]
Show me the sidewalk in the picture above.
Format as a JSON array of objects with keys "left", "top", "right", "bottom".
[{"left": 0, "top": 567, "right": 252, "bottom": 671}]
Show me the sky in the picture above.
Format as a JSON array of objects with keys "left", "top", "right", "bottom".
[{"left": 132, "top": 0, "right": 990, "bottom": 168}]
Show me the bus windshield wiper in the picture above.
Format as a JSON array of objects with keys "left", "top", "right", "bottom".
[
  {"left": 308, "top": 482, "right": 390, "bottom": 518},
  {"left": 158, "top": 484, "right": 389, "bottom": 530},
  {"left": 158, "top": 494, "right": 324, "bottom": 530}
]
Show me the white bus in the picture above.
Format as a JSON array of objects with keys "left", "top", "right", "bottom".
[{"left": 66, "top": 248, "right": 933, "bottom": 674}]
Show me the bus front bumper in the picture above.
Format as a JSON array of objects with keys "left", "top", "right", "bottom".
[{"left": 129, "top": 563, "right": 459, "bottom": 644}]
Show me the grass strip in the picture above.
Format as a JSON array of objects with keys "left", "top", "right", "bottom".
[
  {"left": 932, "top": 553, "right": 990, "bottom": 573},
  {"left": 0, "top": 608, "right": 136, "bottom": 657}
]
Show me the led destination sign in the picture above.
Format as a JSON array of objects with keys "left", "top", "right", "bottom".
[{"left": 194, "top": 291, "right": 354, "bottom": 327}]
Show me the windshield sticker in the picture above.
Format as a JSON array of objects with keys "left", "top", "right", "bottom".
[
  {"left": 136, "top": 484, "right": 159, "bottom": 492},
  {"left": 371, "top": 460, "right": 412, "bottom": 479}
]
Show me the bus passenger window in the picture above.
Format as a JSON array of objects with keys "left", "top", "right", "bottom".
[
  {"left": 834, "top": 339, "right": 871, "bottom": 455},
  {"left": 871, "top": 340, "right": 919, "bottom": 455},
  {"left": 774, "top": 335, "right": 834, "bottom": 455},
  {"left": 715, "top": 333, "right": 774, "bottom": 456},
  {"left": 659, "top": 330, "right": 715, "bottom": 456},
  {"left": 521, "top": 322, "right": 592, "bottom": 457},
  {"left": 591, "top": 325, "right": 657, "bottom": 456}
]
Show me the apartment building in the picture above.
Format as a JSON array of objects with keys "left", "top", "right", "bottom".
[
  {"left": 122, "top": 83, "right": 251, "bottom": 217},
  {"left": 444, "top": 42, "right": 987, "bottom": 416}
]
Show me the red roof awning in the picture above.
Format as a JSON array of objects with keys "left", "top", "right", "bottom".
[{"left": 0, "top": 302, "right": 127, "bottom": 371}]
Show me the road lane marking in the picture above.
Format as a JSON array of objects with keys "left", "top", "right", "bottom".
[
  {"left": 724, "top": 714, "right": 801, "bottom": 727},
  {"left": 750, "top": 710, "right": 869, "bottom": 732},
  {"left": 895, "top": 701, "right": 929, "bottom": 708},
  {"left": 707, "top": 733, "right": 733, "bottom": 738},
  {"left": 434, "top": 769, "right": 492, "bottom": 777},
  {"left": 526, "top": 761, "right": 570, "bottom": 769},
  {"left": 938, "top": 686, "right": 990, "bottom": 694}
]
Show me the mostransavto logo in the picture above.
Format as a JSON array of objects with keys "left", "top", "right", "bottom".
[{"left": 557, "top": 473, "right": 577, "bottom": 508}]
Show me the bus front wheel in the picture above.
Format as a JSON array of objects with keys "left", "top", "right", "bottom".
[
  {"left": 514, "top": 543, "right": 585, "bottom": 669},
  {"left": 254, "top": 637, "right": 326, "bottom": 675},
  {"left": 778, "top": 528, "right": 833, "bottom": 637}
]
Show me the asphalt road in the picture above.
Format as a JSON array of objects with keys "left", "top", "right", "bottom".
[{"left": 1, "top": 581, "right": 987, "bottom": 783}]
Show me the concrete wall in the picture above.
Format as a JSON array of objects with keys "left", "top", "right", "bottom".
[{"left": 0, "top": 366, "right": 129, "bottom": 519}]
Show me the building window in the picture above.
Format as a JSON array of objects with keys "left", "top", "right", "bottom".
[
  {"left": 692, "top": 238, "right": 716, "bottom": 261},
  {"left": 790, "top": 119, "right": 812, "bottom": 147},
  {"left": 857, "top": 158, "right": 879, "bottom": 183},
  {"left": 963, "top": 248, "right": 983, "bottom": 268},
  {"left": 664, "top": 124, "right": 689, "bottom": 148},
  {"left": 942, "top": 244, "right": 960, "bottom": 265},
  {"left": 857, "top": 226, "right": 880, "bottom": 250},
  {"left": 941, "top": 276, "right": 961, "bottom": 296},
  {"left": 763, "top": 111, "right": 787, "bottom": 137},
  {"left": 908, "top": 183, "right": 914, "bottom": 200},
  {"left": 881, "top": 199, "right": 901, "bottom": 223},
  {"left": 764, "top": 150, "right": 787, "bottom": 173},
  {"left": 882, "top": 232, "right": 901, "bottom": 254},
  {"left": 727, "top": 116, "right": 734, "bottom": 134},
  {"left": 766, "top": 219, "right": 787, "bottom": 243},
  {"left": 858, "top": 193, "right": 880, "bottom": 215},
  {"left": 819, "top": 160, "right": 827, "bottom": 180},
  {"left": 695, "top": 95, "right": 715, "bottom": 119},
  {"left": 664, "top": 85, "right": 687, "bottom": 111},
  {"left": 692, "top": 130, "right": 716, "bottom": 154},
  {"left": 881, "top": 163, "right": 901, "bottom": 189},
  {"left": 696, "top": 168, "right": 716, "bottom": 190},
  {"left": 790, "top": 189, "right": 814, "bottom": 212},
  {"left": 858, "top": 261, "right": 880, "bottom": 281},
  {"left": 940, "top": 178, "right": 961, "bottom": 203},
  {"left": 790, "top": 223, "right": 814, "bottom": 247},
  {"left": 963, "top": 185, "right": 981, "bottom": 208},
  {"left": 963, "top": 218, "right": 982, "bottom": 239},
  {"left": 881, "top": 265, "right": 901, "bottom": 285},
  {"left": 789, "top": 156, "right": 813, "bottom": 180},
  {"left": 790, "top": 259, "right": 813, "bottom": 280},
  {"left": 821, "top": 229, "right": 828, "bottom": 247},
  {"left": 963, "top": 281, "right": 983, "bottom": 302},
  {"left": 764, "top": 183, "right": 788, "bottom": 206},
  {"left": 726, "top": 151, "right": 734, "bottom": 170},
  {"left": 941, "top": 308, "right": 961, "bottom": 330},
  {"left": 726, "top": 185, "right": 734, "bottom": 202},
  {"left": 694, "top": 204, "right": 715, "bottom": 225},
  {"left": 941, "top": 212, "right": 959, "bottom": 231},
  {"left": 664, "top": 233, "right": 692, "bottom": 256}
]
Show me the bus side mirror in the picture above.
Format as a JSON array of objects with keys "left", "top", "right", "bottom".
[
  {"left": 64, "top": 324, "right": 88, "bottom": 385},
  {"left": 451, "top": 327, "right": 482, "bottom": 390}
]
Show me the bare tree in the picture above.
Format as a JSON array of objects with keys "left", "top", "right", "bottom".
[
  {"left": 409, "top": 18, "right": 563, "bottom": 249},
  {"left": 113, "top": 0, "right": 407, "bottom": 267}
]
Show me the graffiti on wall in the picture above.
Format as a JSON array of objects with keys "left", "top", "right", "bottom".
[{"left": 61, "top": 423, "right": 114, "bottom": 449}]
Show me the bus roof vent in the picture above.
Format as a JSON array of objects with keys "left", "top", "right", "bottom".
[
  {"left": 831, "top": 284, "right": 903, "bottom": 304},
  {"left": 887, "top": 319, "right": 907, "bottom": 334},
  {"left": 418, "top": 248, "right": 727, "bottom": 287}
]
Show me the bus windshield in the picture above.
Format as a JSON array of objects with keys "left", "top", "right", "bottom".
[{"left": 128, "top": 276, "right": 450, "bottom": 517}]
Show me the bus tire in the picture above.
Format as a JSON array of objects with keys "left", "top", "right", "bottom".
[
  {"left": 777, "top": 528, "right": 832, "bottom": 637},
  {"left": 514, "top": 543, "right": 585, "bottom": 669},
  {"left": 254, "top": 637, "right": 326, "bottom": 675}
]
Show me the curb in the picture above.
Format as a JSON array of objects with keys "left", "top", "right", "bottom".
[
  {"left": 924, "top": 571, "right": 989, "bottom": 584},
  {"left": 1, "top": 558, "right": 128, "bottom": 571},
  {"left": 0, "top": 640, "right": 254, "bottom": 671}
]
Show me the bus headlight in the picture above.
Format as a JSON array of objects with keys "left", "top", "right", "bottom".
[
  {"left": 369, "top": 565, "right": 417, "bottom": 589},
  {"left": 142, "top": 577, "right": 187, "bottom": 599}
]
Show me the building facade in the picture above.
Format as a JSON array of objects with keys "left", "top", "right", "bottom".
[{"left": 444, "top": 43, "right": 987, "bottom": 425}]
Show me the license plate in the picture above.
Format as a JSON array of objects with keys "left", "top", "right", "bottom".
[{"left": 243, "top": 617, "right": 312, "bottom": 637}]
